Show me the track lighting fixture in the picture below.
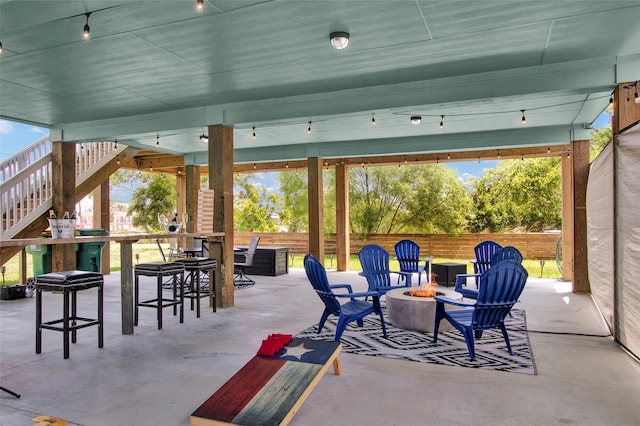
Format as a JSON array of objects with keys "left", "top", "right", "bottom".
[
  {"left": 371, "top": 113, "right": 376, "bottom": 126},
  {"left": 82, "top": 12, "right": 92, "bottom": 41},
  {"left": 439, "top": 115, "right": 445, "bottom": 129},
  {"left": 410, "top": 116, "right": 421, "bottom": 125},
  {"left": 252, "top": 126, "right": 256, "bottom": 139},
  {"left": 521, "top": 109, "right": 526, "bottom": 125},
  {"left": 329, "top": 32, "right": 350, "bottom": 50},
  {"left": 307, "top": 121, "right": 312, "bottom": 134},
  {"left": 196, "top": 0, "right": 204, "bottom": 12}
]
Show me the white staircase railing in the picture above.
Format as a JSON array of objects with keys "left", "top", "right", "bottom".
[{"left": 0, "top": 137, "right": 121, "bottom": 239}]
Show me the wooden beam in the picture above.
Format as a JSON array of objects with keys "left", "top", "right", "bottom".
[
  {"left": 92, "top": 180, "right": 111, "bottom": 275},
  {"left": 209, "top": 125, "right": 234, "bottom": 308},
  {"left": 51, "top": 141, "right": 76, "bottom": 271},
  {"left": 308, "top": 157, "right": 324, "bottom": 261},
  {"left": 572, "top": 140, "right": 590, "bottom": 293},
  {"left": 335, "top": 163, "right": 349, "bottom": 271},
  {"left": 561, "top": 151, "right": 574, "bottom": 283},
  {"left": 613, "top": 82, "right": 640, "bottom": 134}
]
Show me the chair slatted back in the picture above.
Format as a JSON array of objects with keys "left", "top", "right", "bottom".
[
  {"left": 473, "top": 259, "right": 528, "bottom": 330},
  {"left": 244, "top": 237, "right": 260, "bottom": 266},
  {"left": 473, "top": 240, "right": 502, "bottom": 274},
  {"left": 394, "top": 239, "right": 421, "bottom": 274},
  {"left": 304, "top": 254, "right": 341, "bottom": 317},
  {"left": 359, "top": 244, "right": 393, "bottom": 291},
  {"left": 490, "top": 246, "right": 523, "bottom": 265}
]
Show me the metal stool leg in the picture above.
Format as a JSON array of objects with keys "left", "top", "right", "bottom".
[{"left": 98, "top": 283, "right": 104, "bottom": 348}]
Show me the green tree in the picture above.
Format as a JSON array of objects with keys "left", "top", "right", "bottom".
[
  {"left": 126, "top": 173, "right": 176, "bottom": 232},
  {"left": 590, "top": 126, "right": 612, "bottom": 162},
  {"left": 279, "top": 170, "right": 308, "bottom": 232},
  {"left": 470, "top": 158, "right": 561, "bottom": 232},
  {"left": 349, "top": 164, "right": 472, "bottom": 236},
  {"left": 234, "top": 174, "right": 281, "bottom": 232}
]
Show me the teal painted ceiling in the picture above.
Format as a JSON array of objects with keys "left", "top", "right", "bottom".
[{"left": 1, "top": 1, "right": 639, "bottom": 164}]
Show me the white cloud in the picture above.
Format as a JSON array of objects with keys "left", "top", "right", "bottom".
[
  {"left": 0, "top": 120, "right": 15, "bottom": 134},
  {"left": 29, "top": 126, "right": 47, "bottom": 134}
]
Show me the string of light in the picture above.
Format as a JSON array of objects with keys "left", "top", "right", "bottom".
[{"left": 244, "top": 93, "right": 617, "bottom": 139}]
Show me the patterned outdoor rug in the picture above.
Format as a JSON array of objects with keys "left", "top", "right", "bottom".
[{"left": 296, "top": 308, "right": 537, "bottom": 375}]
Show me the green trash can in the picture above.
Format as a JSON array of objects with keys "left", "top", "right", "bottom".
[
  {"left": 25, "top": 241, "right": 53, "bottom": 276},
  {"left": 76, "top": 229, "right": 109, "bottom": 272}
]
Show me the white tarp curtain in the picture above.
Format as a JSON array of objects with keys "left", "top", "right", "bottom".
[
  {"left": 616, "top": 122, "right": 640, "bottom": 357},
  {"left": 586, "top": 142, "right": 614, "bottom": 331}
]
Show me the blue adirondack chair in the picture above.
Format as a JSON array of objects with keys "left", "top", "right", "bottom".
[
  {"left": 433, "top": 259, "right": 528, "bottom": 361},
  {"left": 304, "top": 254, "right": 388, "bottom": 341},
  {"left": 394, "top": 239, "right": 432, "bottom": 286},
  {"left": 455, "top": 246, "right": 523, "bottom": 299},
  {"left": 359, "top": 244, "right": 412, "bottom": 295},
  {"left": 471, "top": 240, "right": 502, "bottom": 275}
]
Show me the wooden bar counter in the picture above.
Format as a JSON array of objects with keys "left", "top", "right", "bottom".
[{"left": 0, "top": 232, "right": 224, "bottom": 335}]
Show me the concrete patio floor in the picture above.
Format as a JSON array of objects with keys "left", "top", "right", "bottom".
[{"left": 1, "top": 268, "right": 639, "bottom": 426}]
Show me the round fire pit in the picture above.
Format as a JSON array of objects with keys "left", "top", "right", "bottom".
[{"left": 386, "top": 287, "right": 463, "bottom": 333}]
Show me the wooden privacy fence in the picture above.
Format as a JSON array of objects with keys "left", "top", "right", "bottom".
[{"left": 234, "top": 232, "right": 561, "bottom": 260}]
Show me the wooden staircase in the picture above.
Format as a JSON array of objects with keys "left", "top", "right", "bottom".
[{"left": 0, "top": 138, "right": 139, "bottom": 265}]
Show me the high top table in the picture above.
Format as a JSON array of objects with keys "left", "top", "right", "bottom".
[{"left": 0, "top": 232, "right": 224, "bottom": 335}]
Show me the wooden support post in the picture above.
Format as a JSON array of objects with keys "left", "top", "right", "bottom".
[
  {"left": 19, "top": 248, "right": 27, "bottom": 284},
  {"left": 176, "top": 171, "right": 187, "bottom": 246},
  {"left": 185, "top": 165, "right": 200, "bottom": 235},
  {"left": 209, "top": 125, "right": 234, "bottom": 308},
  {"left": 561, "top": 150, "right": 574, "bottom": 283},
  {"left": 308, "top": 157, "right": 324, "bottom": 261},
  {"left": 92, "top": 181, "right": 111, "bottom": 275},
  {"left": 51, "top": 141, "right": 76, "bottom": 272},
  {"left": 572, "top": 140, "right": 590, "bottom": 293},
  {"left": 336, "top": 163, "right": 349, "bottom": 271}
]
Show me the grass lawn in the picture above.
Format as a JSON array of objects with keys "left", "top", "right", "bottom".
[{"left": 0, "top": 242, "right": 562, "bottom": 285}]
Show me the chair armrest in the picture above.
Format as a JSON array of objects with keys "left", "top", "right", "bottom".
[
  {"left": 454, "top": 273, "right": 481, "bottom": 292},
  {"left": 434, "top": 296, "right": 476, "bottom": 308},
  {"left": 335, "top": 291, "right": 380, "bottom": 299},
  {"left": 329, "top": 284, "right": 354, "bottom": 293}
]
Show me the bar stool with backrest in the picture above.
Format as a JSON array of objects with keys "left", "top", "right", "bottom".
[
  {"left": 173, "top": 257, "right": 216, "bottom": 317},
  {"left": 35, "top": 270, "right": 104, "bottom": 359},
  {"left": 134, "top": 262, "right": 185, "bottom": 329}
]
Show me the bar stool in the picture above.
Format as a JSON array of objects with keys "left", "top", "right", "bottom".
[
  {"left": 35, "top": 270, "right": 104, "bottom": 359},
  {"left": 174, "top": 257, "right": 216, "bottom": 317},
  {"left": 134, "top": 262, "right": 185, "bottom": 329}
]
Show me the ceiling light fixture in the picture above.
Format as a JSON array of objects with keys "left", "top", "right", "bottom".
[
  {"left": 521, "top": 109, "right": 527, "bottom": 125},
  {"left": 252, "top": 126, "right": 256, "bottom": 139},
  {"left": 116, "top": 155, "right": 120, "bottom": 165},
  {"left": 82, "top": 12, "right": 92, "bottom": 41},
  {"left": 114, "top": 138, "right": 118, "bottom": 149},
  {"left": 439, "top": 115, "right": 445, "bottom": 129},
  {"left": 195, "top": 0, "right": 204, "bottom": 12},
  {"left": 330, "top": 31, "right": 350, "bottom": 50},
  {"left": 371, "top": 113, "right": 376, "bottom": 126},
  {"left": 307, "top": 121, "right": 312, "bottom": 134},
  {"left": 634, "top": 81, "right": 640, "bottom": 104},
  {"left": 0, "top": 42, "right": 3, "bottom": 54},
  {"left": 156, "top": 134, "right": 160, "bottom": 146},
  {"left": 410, "top": 116, "right": 421, "bottom": 125},
  {"left": 150, "top": 161, "right": 153, "bottom": 172},
  {"left": 199, "top": 133, "right": 208, "bottom": 143}
]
